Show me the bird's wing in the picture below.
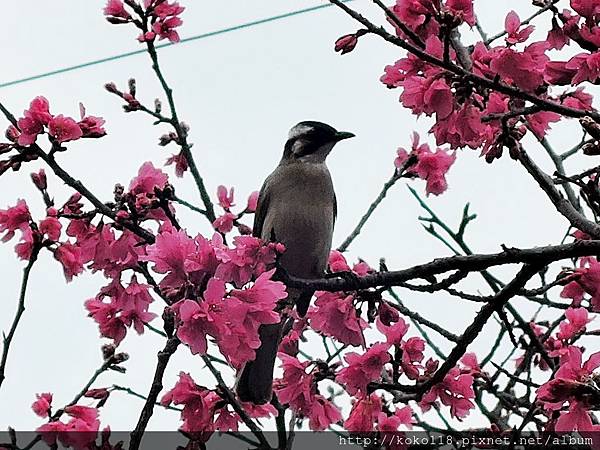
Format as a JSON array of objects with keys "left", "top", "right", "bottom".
[
  {"left": 333, "top": 191, "right": 337, "bottom": 226},
  {"left": 253, "top": 179, "right": 271, "bottom": 238}
]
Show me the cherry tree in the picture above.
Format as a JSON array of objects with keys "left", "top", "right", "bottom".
[{"left": 2, "top": 0, "right": 600, "bottom": 449}]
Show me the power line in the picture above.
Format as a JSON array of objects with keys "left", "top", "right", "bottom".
[{"left": 0, "top": 1, "right": 354, "bottom": 90}]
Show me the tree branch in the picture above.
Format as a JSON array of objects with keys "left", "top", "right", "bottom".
[
  {"left": 0, "top": 246, "right": 41, "bottom": 389},
  {"left": 129, "top": 336, "right": 180, "bottom": 450}
]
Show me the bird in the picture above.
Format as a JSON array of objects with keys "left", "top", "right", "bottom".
[{"left": 235, "top": 120, "right": 354, "bottom": 404}]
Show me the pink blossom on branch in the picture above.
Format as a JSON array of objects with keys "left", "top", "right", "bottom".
[
  {"left": 37, "top": 405, "right": 100, "bottom": 450},
  {"left": 31, "top": 392, "right": 53, "bottom": 418},
  {"left": 504, "top": 11, "right": 535, "bottom": 45},
  {"left": 308, "top": 292, "right": 367, "bottom": 347},
  {"left": 48, "top": 115, "right": 83, "bottom": 144},
  {"left": 560, "top": 257, "right": 600, "bottom": 311},
  {"left": 395, "top": 132, "right": 455, "bottom": 195},
  {"left": 15, "top": 96, "right": 52, "bottom": 146},
  {"left": 0, "top": 199, "right": 31, "bottom": 241},
  {"left": 217, "top": 185, "right": 234, "bottom": 209},
  {"left": 54, "top": 242, "right": 84, "bottom": 282},
  {"left": 103, "top": 0, "right": 131, "bottom": 20},
  {"left": 336, "top": 342, "right": 391, "bottom": 396}
]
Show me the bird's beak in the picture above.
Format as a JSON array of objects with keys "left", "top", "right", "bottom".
[{"left": 334, "top": 131, "right": 355, "bottom": 141}]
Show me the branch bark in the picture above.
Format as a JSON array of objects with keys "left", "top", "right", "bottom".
[{"left": 0, "top": 245, "right": 40, "bottom": 389}]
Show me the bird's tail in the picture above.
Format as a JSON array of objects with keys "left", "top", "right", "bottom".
[
  {"left": 236, "top": 320, "right": 284, "bottom": 404},
  {"left": 235, "top": 288, "right": 313, "bottom": 404}
]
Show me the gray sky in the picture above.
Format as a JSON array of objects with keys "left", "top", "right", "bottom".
[{"left": 0, "top": 0, "right": 595, "bottom": 434}]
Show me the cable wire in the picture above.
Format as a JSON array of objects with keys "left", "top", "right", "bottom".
[{"left": 0, "top": 1, "right": 354, "bottom": 90}]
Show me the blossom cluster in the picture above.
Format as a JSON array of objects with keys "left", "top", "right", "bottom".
[
  {"left": 334, "top": 0, "right": 599, "bottom": 172},
  {"left": 212, "top": 185, "right": 259, "bottom": 234},
  {"left": 5, "top": 97, "right": 105, "bottom": 148},
  {"left": 395, "top": 132, "right": 456, "bottom": 196},
  {"left": 104, "top": 0, "right": 185, "bottom": 43}
]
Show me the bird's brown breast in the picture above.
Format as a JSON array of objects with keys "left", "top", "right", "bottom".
[{"left": 260, "top": 162, "right": 335, "bottom": 279}]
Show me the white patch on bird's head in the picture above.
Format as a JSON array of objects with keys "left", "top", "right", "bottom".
[{"left": 288, "top": 123, "right": 315, "bottom": 140}]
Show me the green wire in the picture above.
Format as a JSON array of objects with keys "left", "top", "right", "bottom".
[{"left": 0, "top": 0, "right": 354, "bottom": 90}]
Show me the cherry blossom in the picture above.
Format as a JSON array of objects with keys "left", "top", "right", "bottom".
[
  {"left": 336, "top": 343, "right": 391, "bottom": 395},
  {"left": 31, "top": 392, "right": 52, "bottom": 418},
  {"left": 308, "top": 292, "right": 367, "bottom": 346}
]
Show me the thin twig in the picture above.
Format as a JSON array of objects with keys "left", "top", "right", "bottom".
[
  {"left": 0, "top": 245, "right": 41, "bottom": 389},
  {"left": 130, "top": 336, "right": 180, "bottom": 450}
]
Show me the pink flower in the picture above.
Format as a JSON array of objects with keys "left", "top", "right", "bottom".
[
  {"left": 560, "top": 257, "right": 600, "bottom": 310},
  {"left": 102, "top": 276, "right": 158, "bottom": 336},
  {"left": 567, "top": 52, "right": 600, "bottom": 85},
  {"left": 166, "top": 152, "right": 189, "bottom": 177},
  {"left": 48, "top": 115, "right": 83, "bottom": 143},
  {"left": 175, "top": 271, "right": 283, "bottom": 368},
  {"left": 161, "top": 372, "right": 216, "bottom": 439},
  {"left": 562, "top": 88, "right": 594, "bottom": 110},
  {"left": 84, "top": 388, "right": 110, "bottom": 401},
  {"left": 328, "top": 250, "right": 372, "bottom": 276},
  {"left": 544, "top": 61, "right": 577, "bottom": 86},
  {"left": 153, "top": 1, "right": 185, "bottom": 18},
  {"left": 446, "top": 0, "right": 475, "bottom": 26},
  {"left": 546, "top": 18, "right": 569, "bottom": 50},
  {"left": 275, "top": 354, "right": 314, "bottom": 414},
  {"left": 378, "top": 406, "right": 414, "bottom": 431},
  {"left": 16, "top": 97, "right": 52, "bottom": 146},
  {"left": 420, "top": 366, "right": 475, "bottom": 419},
  {"left": 103, "top": 0, "right": 130, "bottom": 19},
  {"left": 129, "top": 161, "right": 168, "bottom": 195},
  {"left": 54, "top": 242, "right": 84, "bottom": 282},
  {"left": 37, "top": 405, "right": 100, "bottom": 450},
  {"left": 0, "top": 199, "right": 31, "bottom": 241},
  {"left": 570, "top": 0, "right": 600, "bottom": 21},
  {"left": 329, "top": 250, "right": 351, "bottom": 272},
  {"left": 401, "top": 337, "right": 425, "bottom": 380},
  {"left": 137, "top": 31, "right": 156, "bottom": 42},
  {"left": 214, "top": 234, "right": 284, "bottom": 287},
  {"left": 217, "top": 185, "right": 234, "bottom": 209},
  {"left": 335, "top": 34, "right": 359, "bottom": 54},
  {"left": 413, "top": 146, "right": 456, "bottom": 196},
  {"left": 213, "top": 212, "right": 236, "bottom": 234},
  {"left": 31, "top": 169, "right": 47, "bottom": 190},
  {"left": 142, "top": 229, "right": 199, "bottom": 294},
  {"left": 527, "top": 111, "right": 561, "bottom": 139},
  {"left": 557, "top": 308, "right": 592, "bottom": 340},
  {"left": 153, "top": 17, "right": 183, "bottom": 43},
  {"left": 78, "top": 103, "right": 106, "bottom": 138},
  {"left": 308, "top": 292, "right": 367, "bottom": 346},
  {"left": 40, "top": 216, "right": 62, "bottom": 241},
  {"left": 32, "top": 393, "right": 53, "bottom": 418},
  {"left": 557, "top": 401, "right": 598, "bottom": 432},
  {"left": 336, "top": 343, "right": 391, "bottom": 395},
  {"left": 307, "top": 395, "right": 342, "bottom": 430},
  {"left": 15, "top": 228, "right": 36, "bottom": 261},
  {"left": 490, "top": 45, "right": 547, "bottom": 92},
  {"left": 396, "top": 132, "right": 455, "bottom": 195},
  {"left": 246, "top": 191, "right": 259, "bottom": 212},
  {"left": 344, "top": 393, "right": 382, "bottom": 433},
  {"left": 538, "top": 346, "right": 600, "bottom": 430},
  {"left": 504, "top": 11, "right": 535, "bottom": 45}
]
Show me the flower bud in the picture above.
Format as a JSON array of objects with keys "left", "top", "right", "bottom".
[
  {"left": 104, "top": 82, "right": 119, "bottom": 94},
  {"left": 582, "top": 142, "right": 600, "bottom": 155},
  {"left": 335, "top": 34, "right": 359, "bottom": 55},
  {"left": 102, "top": 343, "right": 116, "bottom": 360},
  {"left": 31, "top": 169, "right": 47, "bottom": 190},
  {"left": 6, "top": 125, "right": 19, "bottom": 143},
  {"left": 128, "top": 78, "right": 137, "bottom": 97}
]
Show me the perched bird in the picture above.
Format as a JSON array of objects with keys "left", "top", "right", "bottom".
[{"left": 236, "top": 120, "right": 354, "bottom": 404}]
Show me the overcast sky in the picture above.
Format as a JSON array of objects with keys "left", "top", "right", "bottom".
[{"left": 0, "top": 0, "right": 595, "bottom": 435}]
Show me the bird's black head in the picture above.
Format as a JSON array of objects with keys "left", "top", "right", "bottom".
[{"left": 282, "top": 121, "right": 355, "bottom": 162}]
